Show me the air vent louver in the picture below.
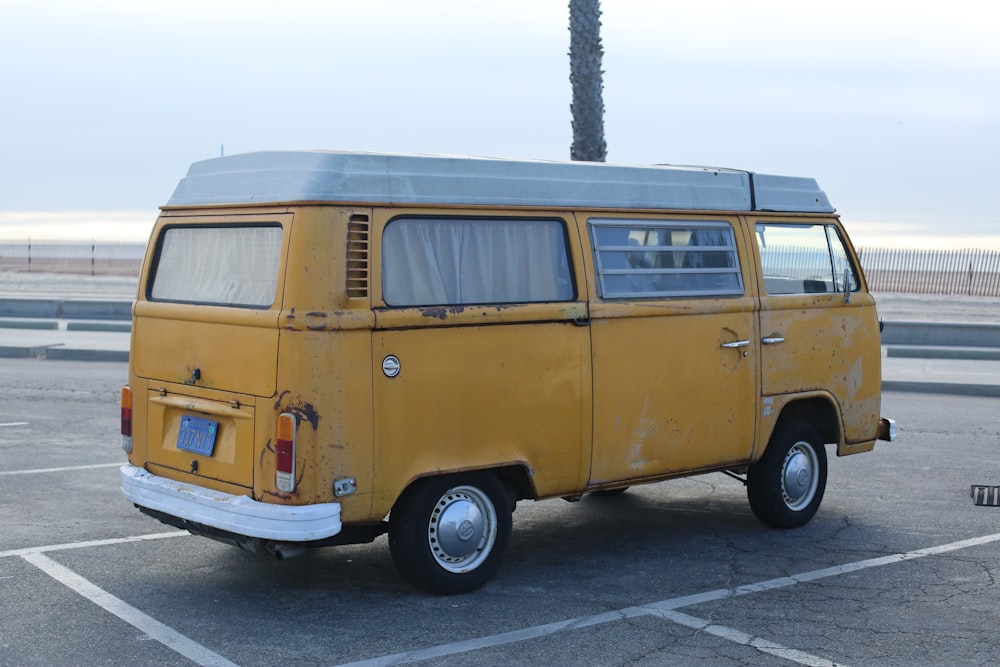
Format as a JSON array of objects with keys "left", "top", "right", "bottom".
[{"left": 346, "top": 215, "right": 370, "bottom": 299}]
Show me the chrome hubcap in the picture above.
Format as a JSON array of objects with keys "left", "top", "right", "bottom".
[
  {"left": 427, "top": 485, "right": 497, "bottom": 573},
  {"left": 781, "top": 443, "right": 818, "bottom": 510}
]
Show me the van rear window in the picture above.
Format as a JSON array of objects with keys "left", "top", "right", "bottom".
[
  {"left": 149, "top": 225, "right": 282, "bottom": 307},
  {"left": 382, "top": 217, "right": 574, "bottom": 306}
]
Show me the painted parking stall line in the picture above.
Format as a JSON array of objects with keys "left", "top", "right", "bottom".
[
  {"left": 335, "top": 531, "right": 1000, "bottom": 667},
  {"left": 0, "top": 531, "right": 188, "bottom": 561},
  {"left": 5, "top": 530, "right": 1000, "bottom": 667},
  {"left": 646, "top": 608, "right": 844, "bottom": 667},
  {"left": 0, "top": 421, "right": 29, "bottom": 427},
  {"left": 21, "top": 551, "right": 237, "bottom": 667}
]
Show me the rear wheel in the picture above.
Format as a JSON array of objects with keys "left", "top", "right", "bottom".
[
  {"left": 747, "top": 420, "right": 828, "bottom": 528},
  {"left": 389, "top": 474, "right": 512, "bottom": 594}
]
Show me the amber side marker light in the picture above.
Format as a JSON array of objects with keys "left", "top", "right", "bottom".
[
  {"left": 120, "top": 386, "right": 133, "bottom": 453},
  {"left": 276, "top": 412, "right": 296, "bottom": 493}
]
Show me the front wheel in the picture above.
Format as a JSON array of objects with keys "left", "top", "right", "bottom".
[
  {"left": 389, "top": 474, "right": 512, "bottom": 594},
  {"left": 747, "top": 420, "right": 828, "bottom": 528}
]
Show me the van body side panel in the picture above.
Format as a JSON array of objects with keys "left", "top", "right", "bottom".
[
  {"left": 271, "top": 328, "right": 374, "bottom": 519},
  {"left": 757, "top": 295, "right": 881, "bottom": 442},
  {"left": 588, "top": 301, "right": 758, "bottom": 481},
  {"left": 269, "top": 207, "right": 375, "bottom": 522},
  {"left": 371, "top": 317, "right": 590, "bottom": 508},
  {"left": 752, "top": 217, "right": 883, "bottom": 446},
  {"left": 369, "top": 209, "right": 590, "bottom": 513},
  {"left": 583, "top": 214, "right": 760, "bottom": 483}
]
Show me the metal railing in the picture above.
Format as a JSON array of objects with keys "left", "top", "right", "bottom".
[
  {"left": 858, "top": 247, "right": 1000, "bottom": 297},
  {"left": 0, "top": 240, "right": 145, "bottom": 276}
]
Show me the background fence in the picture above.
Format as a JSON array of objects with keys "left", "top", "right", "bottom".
[
  {"left": 1, "top": 240, "right": 999, "bottom": 296},
  {"left": 857, "top": 247, "right": 1000, "bottom": 297},
  {"left": 0, "top": 240, "right": 145, "bottom": 276}
]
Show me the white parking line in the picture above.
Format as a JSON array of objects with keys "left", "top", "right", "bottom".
[
  {"left": 0, "top": 462, "right": 121, "bottom": 476},
  {"left": 0, "top": 422, "right": 29, "bottom": 427},
  {"left": 334, "top": 531, "right": 1000, "bottom": 667},
  {"left": 0, "top": 531, "right": 188, "bottom": 559},
  {"left": 22, "top": 552, "right": 237, "bottom": 667},
  {"left": 7, "top": 530, "right": 1000, "bottom": 667},
  {"left": 646, "top": 609, "right": 845, "bottom": 667}
]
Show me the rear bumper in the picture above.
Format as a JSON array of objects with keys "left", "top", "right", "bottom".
[
  {"left": 877, "top": 417, "right": 897, "bottom": 442},
  {"left": 120, "top": 464, "right": 342, "bottom": 542}
]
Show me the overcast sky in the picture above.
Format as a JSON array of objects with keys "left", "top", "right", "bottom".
[{"left": 1, "top": 0, "right": 998, "bottom": 248}]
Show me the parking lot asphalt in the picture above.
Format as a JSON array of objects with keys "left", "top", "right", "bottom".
[{"left": 3, "top": 377, "right": 998, "bottom": 666}]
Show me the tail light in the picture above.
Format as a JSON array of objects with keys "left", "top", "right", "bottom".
[
  {"left": 121, "top": 386, "right": 133, "bottom": 453},
  {"left": 276, "top": 412, "right": 296, "bottom": 493}
]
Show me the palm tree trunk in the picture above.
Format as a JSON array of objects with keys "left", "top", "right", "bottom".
[{"left": 569, "top": 0, "right": 607, "bottom": 162}]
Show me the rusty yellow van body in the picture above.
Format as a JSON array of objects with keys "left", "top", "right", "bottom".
[{"left": 120, "top": 151, "right": 894, "bottom": 593}]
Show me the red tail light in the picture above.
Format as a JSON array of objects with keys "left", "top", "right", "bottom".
[
  {"left": 121, "top": 386, "right": 133, "bottom": 453},
  {"left": 276, "top": 412, "right": 296, "bottom": 493}
]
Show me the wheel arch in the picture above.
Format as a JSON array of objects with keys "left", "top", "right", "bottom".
[
  {"left": 759, "top": 393, "right": 843, "bottom": 460},
  {"left": 390, "top": 463, "right": 536, "bottom": 515}
]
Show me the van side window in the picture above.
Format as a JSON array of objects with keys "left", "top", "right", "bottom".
[
  {"left": 589, "top": 219, "right": 743, "bottom": 299},
  {"left": 149, "top": 225, "right": 282, "bottom": 307},
  {"left": 755, "top": 223, "right": 859, "bottom": 295},
  {"left": 382, "top": 217, "right": 574, "bottom": 306}
]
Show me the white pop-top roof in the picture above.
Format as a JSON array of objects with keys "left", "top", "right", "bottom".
[{"left": 166, "top": 150, "right": 834, "bottom": 214}]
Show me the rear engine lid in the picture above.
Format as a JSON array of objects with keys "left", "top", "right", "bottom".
[{"left": 133, "top": 305, "right": 280, "bottom": 396}]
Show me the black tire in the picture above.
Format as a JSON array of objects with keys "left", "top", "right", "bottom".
[
  {"left": 747, "top": 420, "right": 828, "bottom": 528},
  {"left": 389, "top": 474, "right": 512, "bottom": 594}
]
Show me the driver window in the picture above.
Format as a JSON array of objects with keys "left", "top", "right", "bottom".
[{"left": 755, "top": 223, "right": 858, "bottom": 295}]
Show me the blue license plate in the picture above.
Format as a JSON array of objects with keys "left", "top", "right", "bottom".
[{"left": 177, "top": 415, "right": 218, "bottom": 456}]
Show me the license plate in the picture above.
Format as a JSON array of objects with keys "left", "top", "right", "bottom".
[{"left": 177, "top": 415, "right": 218, "bottom": 456}]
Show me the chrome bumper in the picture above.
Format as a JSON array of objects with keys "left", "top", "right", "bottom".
[{"left": 120, "top": 464, "right": 342, "bottom": 542}]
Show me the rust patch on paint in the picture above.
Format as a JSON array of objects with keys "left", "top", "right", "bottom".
[
  {"left": 420, "top": 306, "right": 466, "bottom": 320},
  {"left": 260, "top": 439, "right": 274, "bottom": 467},
  {"left": 305, "top": 311, "right": 329, "bottom": 330},
  {"left": 274, "top": 391, "right": 320, "bottom": 430}
]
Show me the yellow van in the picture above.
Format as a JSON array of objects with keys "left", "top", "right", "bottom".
[{"left": 120, "top": 151, "right": 895, "bottom": 593}]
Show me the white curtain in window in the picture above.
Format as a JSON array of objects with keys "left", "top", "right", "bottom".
[
  {"left": 151, "top": 226, "right": 282, "bottom": 307},
  {"left": 382, "top": 218, "right": 572, "bottom": 306}
]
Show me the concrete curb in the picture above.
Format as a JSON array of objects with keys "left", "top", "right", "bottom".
[
  {"left": 45, "top": 348, "right": 130, "bottom": 363},
  {"left": 0, "top": 318, "right": 131, "bottom": 332},
  {"left": 887, "top": 345, "right": 1000, "bottom": 361},
  {"left": 0, "top": 297, "right": 132, "bottom": 321},
  {"left": 0, "top": 319, "right": 59, "bottom": 330},
  {"left": 66, "top": 321, "right": 132, "bottom": 332},
  {"left": 882, "top": 381, "right": 1000, "bottom": 398},
  {"left": 0, "top": 346, "right": 37, "bottom": 359},
  {"left": 0, "top": 345, "right": 128, "bottom": 363},
  {"left": 882, "top": 321, "right": 1000, "bottom": 347}
]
